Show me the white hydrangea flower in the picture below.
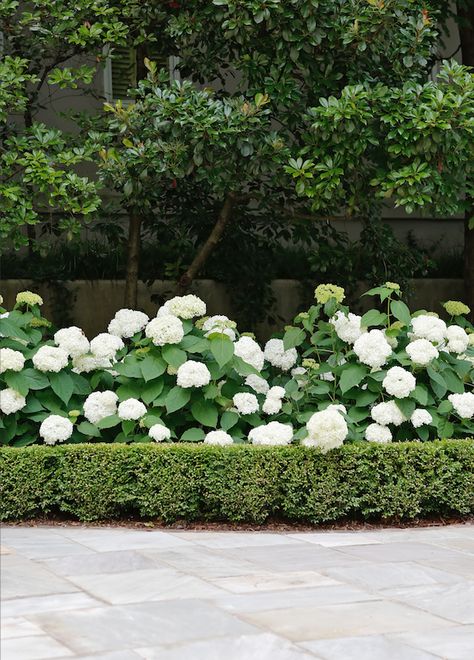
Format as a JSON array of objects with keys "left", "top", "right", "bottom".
[
  {"left": 320, "top": 370, "right": 335, "bottom": 382},
  {"left": 249, "top": 421, "right": 293, "bottom": 446},
  {"left": 72, "top": 354, "right": 111, "bottom": 374},
  {"left": 108, "top": 309, "right": 149, "bottom": 338},
  {"left": 411, "top": 409, "right": 433, "bottom": 428},
  {"left": 411, "top": 315, "right": 447, "bottom": 344},
  {"left": 202, "top": 315, "right": 236, "bottom": 341},
  {"left": 448, "top": 392, "right": 474, "bottom": 419},
  {"left": 90, "top": 333, "right": 125, "bottom": 360},
  {"left": 264, "top": 338, "right": 298, "bottom": 371},
  {"left": 145, "top": 315, "right": 184, "bottom": 346},
  {"left": 0, "top": 348, "right": 25, "bottom": 374},
  {"left": 382, "top": 366, "right": 416, "bottom": 399},
  {"left": 177, "top": 361, "right": 211, "bottom": 388},
  {"left": 234, "top": 336, "right": 264, "bottom": 372},
  {"left": 149, "top": 424, "right": 171, "bottom": 442},
  {"left": 157, "top": 295, "right": 206, "bottom": 319},
  {"left": 365, "top": 423, "right": 392, "bottom": 443},
  {"left": 291, "top": 367, "right": 307, "bottom": 377},
  {"left": 83, "top": 391, "right": 118, "bottom": 424},
  {"left": 204, "top": 430, "right": 234, "bottom": 446},
  {"left": 233, "top": 392, "right": 259, "bottom": 415},
  {"left": 262, "top": 396, "right": 282, "bottom": 415},
  {"left": 353, "top": 329, "right": 392, "bottom": 369},
  {"left": 267, "top": 386, "right": 286, "bottom": 400},
  {"left": 117, "top": 398, "right": 147, "bottom": 421},
  {"left": 330, "top": 311, "right": 364, "bottom": 344},
  {"left": 303, "top": 408, "right": 348, "bottom": 452},
  {"left": 406, "top": 339, "right": 439, "bottom": 366},
  {"left": 0, "top": 388, "right": 26, "bottom": 414},
  {"left": 54, "top": 326, "right": 90, "bottom": 358},
  {"left": 245, "top": 374, "right": 269, "bottom": 394},
  {"left": 371, "top": 400, "right": 407, "bottom": 426},
  {"left": 326, "top": 403, "right": 347, "bottom": 414},
  {"left": 39, "top": 415, "right": 73, "bottom": 445},
  {"left": 445, "top": 326, "right": 469, "bottom": 354},
  {"left": 32, "top": 346, "right": 69, "bottom": 373}
]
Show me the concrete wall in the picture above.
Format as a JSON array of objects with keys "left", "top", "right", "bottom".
[{"left": 1, "top": 279, "right": 466, "bottom": 340}]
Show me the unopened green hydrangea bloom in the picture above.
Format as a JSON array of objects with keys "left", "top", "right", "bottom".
[
  {"left": 16, "top": 291, "right": 43, "bottom": 306},
  {"left": 241, "top": 332, "right": 256, "bottom": 339},
  {"left": 385, "top": 281, "right": 400, "bottom": 291},
  {"left": 68, "top": 410, "right": 80, "bottom": 418},
  {"left": 195, "top": 316, "right": 208, "bottom": 330},
  {"left": 29, "top": 318, "right": 51, "bottom": 328},
  {"left": 314, "top": 284, "right": 345, "bottom": 304},
  {"left": 443, "top": 300, "right": 471, "bottom": 316},
  {"left": 302, "top": 358, "right": 319, "bottom": 369}
]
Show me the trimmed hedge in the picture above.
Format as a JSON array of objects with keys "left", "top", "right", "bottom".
[{"left": 1, "top": 441, "right": 473, "bottom": 523}]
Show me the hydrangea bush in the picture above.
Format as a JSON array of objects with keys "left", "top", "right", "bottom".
[{"left": 0, "top": 285, "right": 473, "bottom": 449}]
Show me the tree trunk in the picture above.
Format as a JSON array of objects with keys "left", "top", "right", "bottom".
[
  {"left": 124, "top": 212, "right": 142, "bottom": 308},
  {"left": 178, "top": 193, "right": 235, "bottom": 293},
  {"left": 457, "top": 1, "right": 474, "bottom": 318},
  {"left": 24, "top": 109, "right": 36, "bottom": 254},
  {"left": 122, "top": 46, "right": 148, "bottom": 309}
]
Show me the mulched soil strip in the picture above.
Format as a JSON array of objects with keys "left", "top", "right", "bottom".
[{"left": 3, "top": 514, "right": 473, "bottom": 532}]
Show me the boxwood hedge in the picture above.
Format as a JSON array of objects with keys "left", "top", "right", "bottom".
[{"left": 1, "top": 440, "right": 473, "bottom": 523}]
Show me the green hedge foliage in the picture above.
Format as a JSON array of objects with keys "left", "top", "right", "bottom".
[{"left": 1, "top": 441, "right": 473, "bottom": 523}]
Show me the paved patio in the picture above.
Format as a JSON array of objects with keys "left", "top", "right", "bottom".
[{"left": 1, "top": 524, "right": 473, "bottom": 660}]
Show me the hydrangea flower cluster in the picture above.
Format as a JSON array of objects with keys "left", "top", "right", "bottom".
[
  {"left": 264, "top": 339, "right": 297, "bottom": 371},
  {"left": 177, "top": 361, "right": 211, "bottom": 388},
  {"left": 158, "top": 295, "right": 206, "bottom": 319},
  {"left": 145, "top": 315, "right": 184, "bottom": 346},
  {"left": 303, "top": 408, "right": 348, "bottom": 451}
]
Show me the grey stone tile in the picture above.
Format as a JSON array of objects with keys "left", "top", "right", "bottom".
[
  {"left": 0, "top": 534, "right": 93, "bottom": 559},
  {"left": 300, "top": 634, "right": 440, "bottom": 659},
  {"left": 1, "top": 555, "right": 78, "bottom": 599},
  {"left": 68, "top": 568, "right": 227, "bottom": 604},
  {"left": 30, "top": 600, "right": 260, "bottom": 654},
  {"left": 212, "top": 584, "right": 377, "bottom": 614},
  {"left": 336, "top": 542, "right": 469, "bottom": 564},
  {"left": 174, "top": 531, "right": 301, "bottom": 548},
  {"left": 56, "top": 528, "right": 192, "bottom": 552},
  {"left": 136, "top": 633, "right": 317, "bottom": 660},
  {"left": 1, "top": 634, "right": 74, "bottom": 660},
  {"left": 140, "top": 546, "right": 263, "bottom": 579},
  {"left": 287, "top": 532, "right": 382, "bottom": 547},
  {"left": 1, "top": 617, "right": 44, "bottom": 639},
  {"left": 224, "top": 543, "right": 366, "bottom": 572},
  {"left": 210, "top": 570, "right": 339, "bottom": 594},
  {"left": 2, "top": 592, "right": 103, "bottom": 618},
  {"left": 385, "top": 583, "right": 474, "bottom": 624},
  {"left": 323, "top": 561, "right": 464, "bottom": 592},
  {"left": 244, "top": 600, "right": 454, "bottom": 641},
  {"left": 417, "top": 556, "right": 474, "bottom": 579},
  {"left": 393, "top": 625, "right": 474, "bottom": 660},
  {"left": 428, "top": 537, "right": 474, "bottom": 555},
  {"left": 62, "top": 653, "right": 142, "bottom": 660},
  {"left": 41, "top": 550, "right": 157, "bottom": 577}
]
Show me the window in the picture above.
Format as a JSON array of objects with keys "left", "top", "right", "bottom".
[{"left": 103, "top": 46, "right": 180, "bottom": 101}]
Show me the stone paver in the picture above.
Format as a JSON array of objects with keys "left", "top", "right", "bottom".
[{"left": 1, "top": 524, "right": 473, "bottom": 660}]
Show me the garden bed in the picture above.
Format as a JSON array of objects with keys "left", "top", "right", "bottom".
[{"left": 1, "top": 441, "right": 473, "bottom": 524}]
